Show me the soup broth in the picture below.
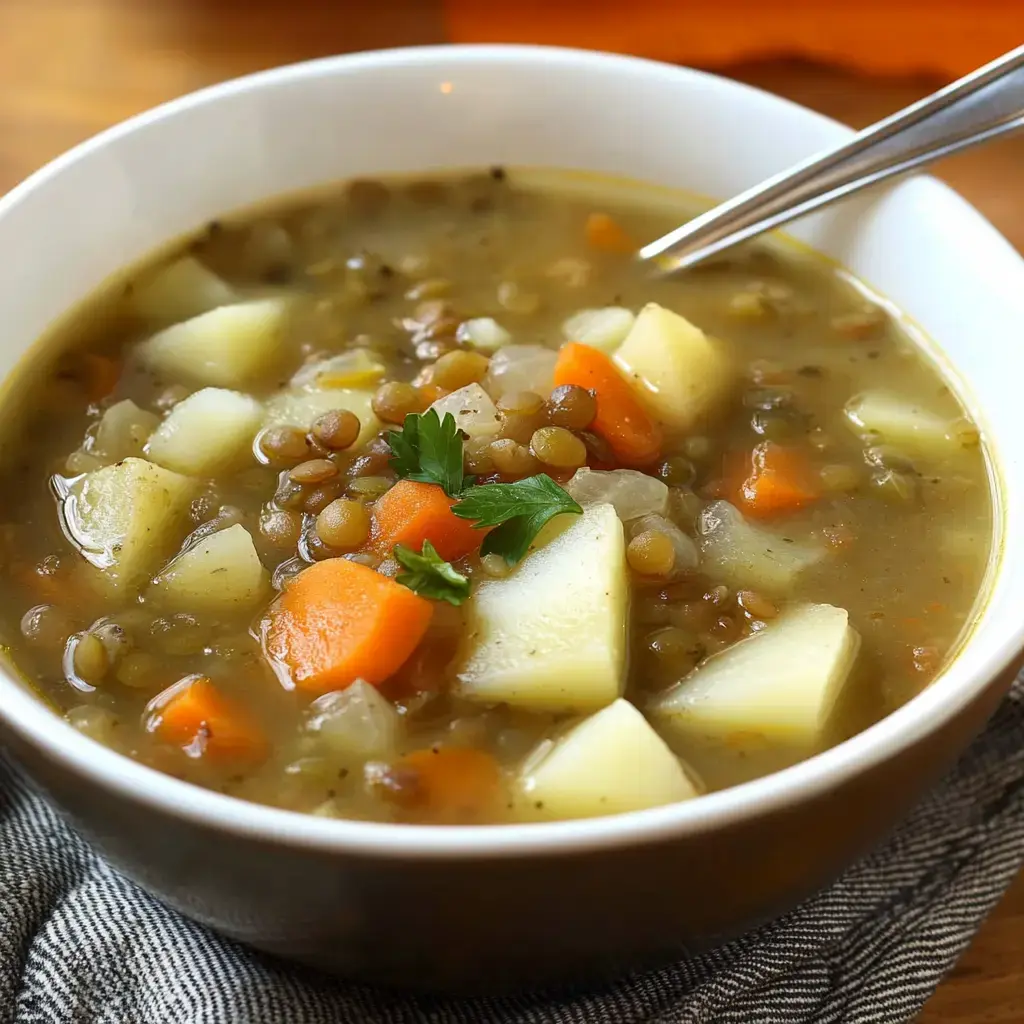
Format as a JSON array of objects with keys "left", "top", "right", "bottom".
[{"left": 0, "top": 169, "right": 992, "bottom": 823}]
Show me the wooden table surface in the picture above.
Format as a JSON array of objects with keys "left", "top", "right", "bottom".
[{"left": 2, "top": 2, "right": 1022, "bottom": 1019}]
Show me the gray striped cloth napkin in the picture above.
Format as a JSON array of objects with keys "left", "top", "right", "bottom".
[{"left": 3, "top": 676, "right": 1024, "bottom": 1024}]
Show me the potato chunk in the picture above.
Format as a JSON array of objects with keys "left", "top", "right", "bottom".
[
  {"left": 651, "top": 603, "right": 860, "bottom": 751},
  {"left": 697, "top": 500, "right": 825, "bottom": 595},
  {"left": 139, "top": 298, "right": 290, "bottom": 387},
  {"left": 150, "top": 524, "right": 269, "bottom": 613},
  {"left": 145, "top": 388, "right": 263, "bottom": 477},
  {"left": 844, "top": 390, "right": 960, "bottom": 459},
  {"left": 128, "top": 256, "right": 236, "bottom": 324},
  {"left": 454, "top": 503, "right": 627, "bottom": 713},
  {"left": 428, "top": 383, "right": 502, "bottom": 440},
  {"left": 520, "top": 699, "right": 698, "bottom": 820},
  {"left": 92, "top": 399, "right": 160, "bottom": 462},
  {"left": 65, "top": 458, "right": 198, "bottom": 595},
  {"left": 613, "top": 303, "right": 734, "bottom": 431}
]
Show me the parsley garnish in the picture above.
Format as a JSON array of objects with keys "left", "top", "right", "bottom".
[
  {"left": 453, "top": 474, "right": 583, "bottom": 566},
  {"left": 394, "top": 540, "right": 471, "bottom": 606},
  {"left": 385, "top": 408, "right": 583, "bottom": 568},
  {"left": 386, "top": 409, "right": 470, "bottom": 497}
]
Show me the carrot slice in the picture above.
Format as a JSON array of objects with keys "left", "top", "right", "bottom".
[
  {"left": 383, "top": 747, "right": 504, "bottom": 824},
  {"left": 264, "top": 557, "right": 433, "bottom": 694},
  {"left": 370, "top": 479, "right": 485, "bottom": 562},
  {"left": 149, "top": 675, "right": 269, "bottom": 763},
  {"left": 585, "top": 212, "right": 635, "bottom": 254},
  {"left": 81, "top": 354, "right": 121, "bottom": 402},
  {"left": 733, "top": 442, "right": 821, "bottom": 518},
  {"left": 553, "top": 342, "right": 662, "bottom": 466}
]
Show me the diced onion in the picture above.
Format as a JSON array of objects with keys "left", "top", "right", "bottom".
[
  {"left": 457, "top": 317, "right": 512, "bottom": 353},
  {"left": 305, "top": 680, "right": 400, "bottom": 760},
  {"left": 561, "top": 307, "right": 636, "bottom": 354},
  {"left": 565, "top": 468, "right": 669, "bottom": 521},
  {"left": 482, "top": 345, "right": 558, "bottom": 400}
]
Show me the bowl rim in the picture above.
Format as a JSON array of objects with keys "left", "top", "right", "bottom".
[{"left": 2, "top": 43, "right": 1022, "bottom": 859}]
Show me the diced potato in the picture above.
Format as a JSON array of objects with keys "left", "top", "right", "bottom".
[
  {"left": 561, "top": 307, "right": 635, "bottom": 354},
  {"left": 263, "top": 387, "right": 380, "bottom": 447},
  {"left": 139, "top": 298, "right": 290, "bottom": 387},
  {"left": 564, "top": 468, "right": 669, "bottom": 521},
  {"left": 149, "top": 524, "right": 269, "bottom": 613},
  {"left": 519, "top": 699, "right": 698, "bottom": 820},
  {"left": 651, "top": 603, "right": 860, "bottom": 752},
  {"left": 844, "top": 390, "right": 959, "bottom": 459},
  {"left": 613, "top": 303, "right": 734, "bottom": 431},
  {"left": 128, "top": 256, "right": 236, "bottom": 324},
  {"left": 483, "top": 344, "right": 558, "bottom": 400},
  {"left": 145, "top": 388, "right": 263, "bottom": 477},
  {"left": 92, "top": 399, "right": 160, "bottom": 462},
  {"left": 65, "top": 458, "right": 198, "bottom": 596},
  {"left": 428, "top": 383, "right": 502, "bottom": 439},
  {"left": 290, "top": 349, "right": 386, "bottom": 390},
  {"left": 455, "top": 503, "right": 628, "bottom": 713},
  {"left": 697, "top": 500, "right": 824, "bottom": 595}
]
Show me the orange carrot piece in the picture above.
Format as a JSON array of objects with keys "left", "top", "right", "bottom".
[
  {"left": 391, "top": 747, "right": 504, "bottom": 824},
  {"left": 264, "top": 557, "right": 433, "bottom": 695},
  {"left": 733, "top": 442, "right": 821, "bottom": 518},
  {"left": 81, "top": 353, "right": 121, "bottom": 401},
  {"left": 370, "top": 479, "right": 485, "bottom": 562},
  {"left": 585, "top": 212, "right": 635, "bottom": 254},
  {"left": 150, "top": 676, "right": 269, "bottom": 763},
  {"left": 553, "top": 342, "right": 662, "bottom": 466}
]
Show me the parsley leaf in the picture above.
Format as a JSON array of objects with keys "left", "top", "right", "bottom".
[
  {"left": 393, "top": 540, "right": 471, "bottom": 606},
  {"left": 386, "top": 409, "right": 469, "bottom": 497},
  {"left": 452, "top": 474, "right": 583, "bottom": 565}
]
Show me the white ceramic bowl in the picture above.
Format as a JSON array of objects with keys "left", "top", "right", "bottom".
[{"left": 1, "top": 46, "right": 1023, "bottom": 991}]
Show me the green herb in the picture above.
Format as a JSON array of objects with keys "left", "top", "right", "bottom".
[
  {"left": 386, "top": 409, "right": 470, "bottom": 497},
  {"left": 453, "top": 474, "right": 583, "bottom": 565},
  {"left": 393, "top": 540, "right": 471, "bottom": 606}
]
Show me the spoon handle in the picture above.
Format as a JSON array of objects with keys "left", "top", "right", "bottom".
[{"left": 641, "top": 44, "right": 1024, "bottom": 272}]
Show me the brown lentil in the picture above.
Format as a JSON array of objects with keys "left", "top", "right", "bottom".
[
  {"left": 372, "top": 382, "right": 423, "bottom": 424},
  {"left": 499, "top": 410, "right": 546, "bottom": 445},
  {"left": 302, "top": 480, "right": 345, "bottom": 515},
  {"left": 310, "top": 410, "right": 361, "bottom": 451},
  {"left": 627, "top": 530, "right": 676, "bottom": 577},
  {"left": 489, "top": 438, "right": 541, "bottom": 478},
  {"left": 348, "top": 475, "right": 393, "bottom": 499},
  {"left": 115, "top": 651, "right": 163, "bottom": 690},
  {"left": 497, "top": 390, "right": 545, "bottom": 416},
  {"left": 530, "top": 426, "right": 587, "bottom": 470},
  {"left": 259, "top": 426, "right": 311, "bottom": 465},
  {"left": 657, "top": 456, "right": 697, "bottom": 487},
  {"left": 289, "top": 459, "right": 338, "bottom": 485},
  {"left": 644, "top": 626, "right": 701, "bottom": 674},
  {"left": 578, "top": 430, "right": 613, "bottom": 465},
  {"left": 315, "top": 499, "right": 371, "bottom": 551},
  {"left": 70, "top": 632, "right": 109, "bottom": 685},
  {"left": 428, "top": 350, "right": 490, "bottom": 391},
  {"left": 736, "top": 590, "right": 779, "bottom": 620},
  {"left": 259, "top": 507, "right": 303, "bottom": 548},
  {"left": 546, "top": 385, "right": 597, "bottom": 430}
]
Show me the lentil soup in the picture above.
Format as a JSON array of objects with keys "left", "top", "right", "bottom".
[{"left": 0, "top": 170, "right": 992, "bottom": 824}]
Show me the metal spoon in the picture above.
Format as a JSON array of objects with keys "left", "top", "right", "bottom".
[{"left": 641, "top": 44, "right": 1024, "bottom": 273}]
